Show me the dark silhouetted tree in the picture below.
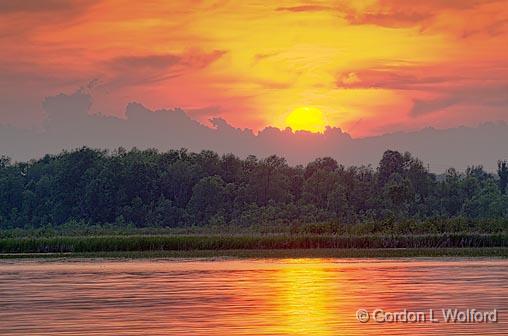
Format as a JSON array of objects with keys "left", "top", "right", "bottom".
[{"left": 498, "top": 160, "right": 508, "bottom": 194}]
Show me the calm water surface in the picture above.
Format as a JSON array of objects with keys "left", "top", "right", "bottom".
[{"left": 0, "top": 258, "right": 506, "bottom": 335}]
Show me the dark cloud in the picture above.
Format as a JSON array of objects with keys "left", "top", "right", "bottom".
[
  {"left": 101, "top": 50, "right": 226, "bottom": 89},
  {"left": 276, "top": 0, "right": 503, "bottom": 30},
  {"left": 0, "top": 0, "right": 82, "bottom": 13},
  {"left": 336, "top": 65, "right": 508, "bottom": 118},
  {"left": 461, "top": 17, "right": 508, "bottom": 38},
  {"left": 0, "top": 0, "right": 99, "bottom": 40},
  {"left": 344, "top": 11, "right": 431, "bottom": 28},
  {"left": 187, "top": 106, "right": 221, "bottom": 118},
  {"left": 179, "top": 49, "right": 227, "bottom": 68},
  {"left": 276, "top": 2, "right": 431, "bottom": 28},
  {"left": 378, "top": 0, "right": 498, "bottom": 11},
  {"left": 42, "top": 90, "right": 92, "bottom": 123},
  {"left": 410, "top": 83, "right": 508, "bottom": 117},
  {"left": 106, "top": 54, "right": 181, "bottom": 71},
  {"left": 410, "top": 97, "right": 461, "bottom": 117},
  {"left": 1, "top": 90, "right": 508, "bottom": 172},
  {"left": 341, "top": 0, "right": 505, "bottom": 29},
  {"left": 106, "top": 50, "right": 227, "bottom": 72},
  {"left": 337, "top": 69, "right": 450, "bottom": 91}
]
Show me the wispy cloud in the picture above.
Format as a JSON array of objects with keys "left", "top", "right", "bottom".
[{"left": 276, "top": 5, "right": 332, "bottom": 13}]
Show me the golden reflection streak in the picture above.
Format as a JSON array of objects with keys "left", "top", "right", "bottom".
[{"left": 261, "top": 259, "right": 349, "bottom": 336}]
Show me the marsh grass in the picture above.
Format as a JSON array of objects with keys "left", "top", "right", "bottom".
[
  {"left": 1, "top": 248, "right": 507, "bottom": 259},
  {"left": 0, "top": 233, "right": 506, "bottom": 254}
]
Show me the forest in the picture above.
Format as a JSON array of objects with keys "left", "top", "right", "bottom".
[{"left": 0, "top": 147, "right": 507, "bottom": 235}]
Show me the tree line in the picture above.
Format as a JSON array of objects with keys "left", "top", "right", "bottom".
[{"left": 0, "top": 147, "right": 507, "bottom": 232}]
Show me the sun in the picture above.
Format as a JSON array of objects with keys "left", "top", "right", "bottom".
[{"left": 285, "top": 106, "right": 326, "bottom": 133}]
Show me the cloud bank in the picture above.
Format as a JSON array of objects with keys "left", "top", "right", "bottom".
[{"left": 1, "top": 91, "right": 507, "bottom": 172}]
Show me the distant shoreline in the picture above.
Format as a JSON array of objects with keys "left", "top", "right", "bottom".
[{"left": 1, "top": 247, "right": 507, "bottom": 260}]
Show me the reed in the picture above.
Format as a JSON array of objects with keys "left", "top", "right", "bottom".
[
  {"left": 0, "top": 233, "right": 506, "bottom": 253},
  {"left": 2, "top": 247, "right": 508, "bottom": 259}
]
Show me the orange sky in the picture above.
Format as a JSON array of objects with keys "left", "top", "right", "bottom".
[{"left": 0, "top": 0, "right": 507, "bottom": 136}]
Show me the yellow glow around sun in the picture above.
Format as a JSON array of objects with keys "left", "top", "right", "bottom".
[{"left": 285, "top": 106, "right": 326, "bottom": 133}]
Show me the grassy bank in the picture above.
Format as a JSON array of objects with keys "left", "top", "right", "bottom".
[
  {"left": 0, "top": 233, "right": 506, "bottom": 254},
  {"left": 1, "top": 248, "right": 507, "bottom": 259}
]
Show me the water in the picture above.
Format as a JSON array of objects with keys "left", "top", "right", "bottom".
[{"left": 0, "top": 258, "right": 506, "bottom": 335}]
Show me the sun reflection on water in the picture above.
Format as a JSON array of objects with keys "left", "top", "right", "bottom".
[{"left": 256, "top": 259, "right": 351, "bottom": 336}]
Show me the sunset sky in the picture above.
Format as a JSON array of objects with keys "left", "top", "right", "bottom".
[{"left": 1, "top": 0, "right": 507, "bottom": 137}]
